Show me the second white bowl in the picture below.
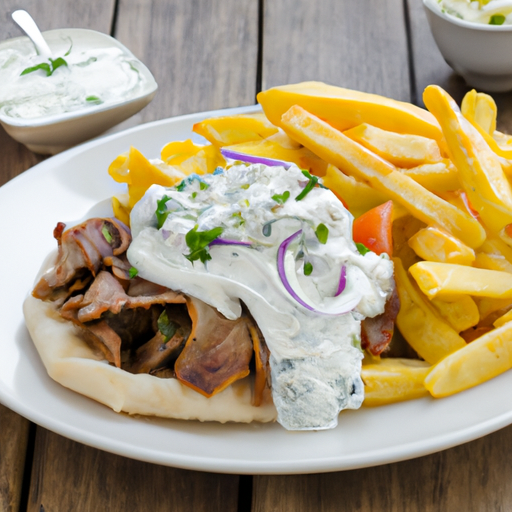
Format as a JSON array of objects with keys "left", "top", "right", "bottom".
[
  {"left": 0, "top": 28, "right": 158, "bottom": 154},
  {"left": 423, "top": 0, "right": 512, "bottom": 92}
]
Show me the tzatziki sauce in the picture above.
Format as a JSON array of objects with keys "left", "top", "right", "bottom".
[
  {"left": 436, "top": 0, "right": 512, "bottom": 24},
  {"left": 0, "top": 40, "right": 147, "bottom": 119},
  {"left": 127, "top": 163, "right": 395, "bottom": 430}
]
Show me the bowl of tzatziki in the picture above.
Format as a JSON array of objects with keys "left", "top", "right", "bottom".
[
  {"left": 423, "top": 0, "right": 512, "bottom": 91},
  {"left": 0, "top": 28, "right": 157, "bottom": 154}
]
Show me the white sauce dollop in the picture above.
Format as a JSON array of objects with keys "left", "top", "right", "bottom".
[
  {"left": 437, "top": 0, "right": 512, "bottom": 24},
  {"left": 127, "top": 163, "right": 394, "bottom": 430},
  {"left": 0, "top": 42, "right": 146, "bottom": 119}
]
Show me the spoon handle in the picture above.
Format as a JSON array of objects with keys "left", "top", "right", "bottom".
[{"left": 12, "top": 10, "right": 53, "bottom": 60}]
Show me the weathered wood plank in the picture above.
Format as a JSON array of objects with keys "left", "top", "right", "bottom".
[
  {"left": 3, "top": 0, "right": 116, "bottom": 38},
  {"left": 261, "top": 0, "right": 410, "bottom": 101},
  {"left": 0, "top": 404, "right": 30, "bottom": 512},
  {"left": 27, "top": 428, "right": 240, "bottom": 512},
  {"left": 113, "top": 0, "right": 259, "bottom": 128},
  {"left": 253, "top": 424, "right": 512, "bottom": 512}
]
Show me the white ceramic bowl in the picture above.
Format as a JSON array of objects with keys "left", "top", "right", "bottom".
[
  {"left": 0, "top": 28, "right": 157, "bottom": 154},
  {"left": 423, "top": 0, "right": 512, "bottom": 92}
]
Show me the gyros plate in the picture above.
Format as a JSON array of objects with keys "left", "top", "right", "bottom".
[{"left": 2, "top": 106, "right": 512, "bottom": 475}]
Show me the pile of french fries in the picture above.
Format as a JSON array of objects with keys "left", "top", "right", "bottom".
[{"left": 108, "top": 81, "right": 512, "bottom": 407}]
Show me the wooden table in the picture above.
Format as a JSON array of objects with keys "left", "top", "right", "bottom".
[{"left": 2, "top": 0, "right": 512, "bottom": 510}]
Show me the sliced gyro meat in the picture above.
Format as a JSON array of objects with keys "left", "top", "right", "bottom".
[
  {"left": 175, "top": 297, "right": 254, "bottom": 397},
  {"left": 127, "top": 305, "right": 191, "bottom": 374},
  {"left": 33, "top": 218, "right": 132, "bottom": 301},
  {"left": 361, "top": 280, "right": 400, "bottom": 356}
]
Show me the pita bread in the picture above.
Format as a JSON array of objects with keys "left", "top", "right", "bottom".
[{"left": 23, "top": 289, "right": 277, "bottom": 424}]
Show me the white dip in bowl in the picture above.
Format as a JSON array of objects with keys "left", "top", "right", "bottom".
[{"left": 0, "top": 28, "right": 157, "bottom": 154}]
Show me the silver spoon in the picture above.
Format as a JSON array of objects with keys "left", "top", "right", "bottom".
[{"left": 12, "top": 10, "right": 52, "bottom": 60}]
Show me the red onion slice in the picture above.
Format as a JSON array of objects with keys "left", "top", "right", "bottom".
[
  {"left": 335, "top": 265, "right": 347, "bottom": 296},
  {"left": 210, "top": 238, "right": 252, "bottom": 247},
  {"left": 277, "top": 231, "right": 361, "bottom": 316},
  {"left": 221, "top": 148, "right": 293, "bottom": 169}
]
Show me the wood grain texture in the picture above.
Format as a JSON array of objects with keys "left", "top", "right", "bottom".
[
  {"left": 261, "top": 0, "right": 410, "bottom": 101},
  {"left": 2, "top": 0, "right": 115, "bottom": 38},
  {"left": 113, "top": 0, "right": 259, "bottom": 130},
  {"left": 0, "top": 404, "right": 30, "bottom": 512},
  {"left": 27, "top": 428, "right": 239, "bottom": 512},
  {"left": 253, "top": 424, "right": 512, "bottom": 512}
]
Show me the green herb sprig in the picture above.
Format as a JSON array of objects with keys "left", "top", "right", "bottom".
[
  {"left": 355, "top": 242, "right": 371, "bottom": 256},
  {"left": 184, "top": 224, "right": 224, "bottom": 264},
  {"left": 272, "top": 190, "right": 290, "bottom": 204},
  {"left": 155, "top": 195, "right": 172, "bottom": 228},
  {"left": 157, "top": 310, "right": 179, "bottom": 342},
  {"left": 489, "top": 14, "right": 506, "bottom": 25},
  {"left": 21, "top": 56, "right": 68, "bottom": 77},
  {"left": 315, "top": 223, "right": 329, "bottom": 244},
  {"left": 295, "top": 170, "right": 327, "bottom": 201}
]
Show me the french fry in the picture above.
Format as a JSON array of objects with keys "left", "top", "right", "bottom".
[
  {"left": 474, "top": 252, "right": 512, "bottom": 274},
  {"left": 321, "top": 164, "right": 390, "bottom": 218},
  {"left": 425, "top": 321, "right": 512, "bottom": 397},
  {"left": 402, "top": 161, "right": 460, "bottom": 193},
  {"left": 257, "top": 81, "right": 445, "bottom": 145},
  {"left": 408, "top": 226, "right": 475, "bottom": 265},
  {"left": 109, "top": 146, "right": 186, "bottom": 208},
  {"left": 361, "top": 358, "right": 431, "bottom": 406},
  {"left": 394, "top": 258, "right": 466, "bottom": 364},
  {"left": 461, "top": 89, "right": 497, "bottom": 135},
  {"left": 423, "top": 85, "right": 512, "bottom": 235},
  {"left": 279, "top": 104, "right": 486, "bottom": 248},
  {"left": 161, "top": 141, "right": 225, "bottom": 175},
  {"left": 431, "top": 296, "right": 480, "bottom": 332},
  {"left": 476, "top": 297, "right": 512, "bottom": 323},
  {"left": 409, "top": 261, "right": 512, "bottom": 300},
  {"left": 344, "top": 123, "right": 443, "bottom": 168},
  {"left": 192, "top": 111, "right": 278, "bottom": 146}
]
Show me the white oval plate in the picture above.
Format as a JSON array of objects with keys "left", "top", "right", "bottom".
[{"left": 2, "top": 106, "right": 512, "bottom": 475}]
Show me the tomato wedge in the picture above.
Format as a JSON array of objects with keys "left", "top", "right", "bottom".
[{"left": 353, "top": 200, "right": 393, "bottom": 256}]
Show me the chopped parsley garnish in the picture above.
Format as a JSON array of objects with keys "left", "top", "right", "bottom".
[
  {"left": 295, "top": 170, "right": 326, "bottom": 201},
  {"left": 101, "top": 224, "right": 113, "bottom": 243},
  {"left": 272, "top": 191, "right": 290, "bottom": 204},
  {"left": 155, "top": 195, "right": 172, "bottom": 229},
  {"left": 128, "top": 267, "right": 139, "bottom": 279},
  {"left": 21, "top": 57, "right": 68, "bottom": 77},
  {"left": 157, "top": 310, "right": 179, "bottom": 342},
  {"left": 191, "top": 192, "right": 197, "bottom": 199},
  {"left": 489, "top": 14, "right": 506, "bottom": 25},
  {"left": 184, "top": 224, "right": 224, "bottom": 264},
  {"left": 231, "top": 211, "right": 245, "bottom": 226},
  {"left": 176, "top": 180, "right": 187, "bottom": 192},
  {"left": 200, "top": 181, "right": 209, "bottom": 190},
  {"left": 86, "top": 95, "right": 102, "bottom": 104},
  {"left": 315, "top": 223, "right": 329, "bottom": 244},
  {"left": 303, "top": 261, "right": 313, "bottom": 276},
  {"left": 355, "top": 242, "right": 371, "bottom": 255}
]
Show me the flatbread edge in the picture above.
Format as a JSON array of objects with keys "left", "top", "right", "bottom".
[{"left": 23, "top": 294, "right": 277, "bottom": 424}]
